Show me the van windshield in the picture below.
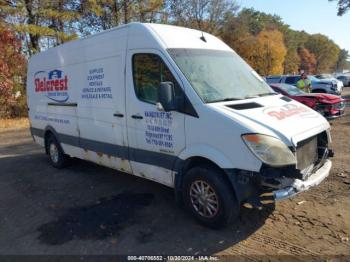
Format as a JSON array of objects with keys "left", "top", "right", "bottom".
[{"left": 167, "top": 49, "right": 275, "bottom": 103}]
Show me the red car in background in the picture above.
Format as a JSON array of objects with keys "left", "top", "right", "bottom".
[{"left": 270, "top": 83, "right": 346, "bottom": 119}]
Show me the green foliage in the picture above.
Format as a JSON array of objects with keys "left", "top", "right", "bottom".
[
  {"left": 78, "top": 0, "right": 165, "bottom": 35},
  {"left": 235, "top": 8, "right": 286, "bottom": 36},
  {"left": 3, "top": 0, "right": 80, "bottom": 55},
  {"left": 336, "top": 49, "right": 350, "bottom": 72},
  {"left": 165, "top": 0, "right": 239, "bottom": 34},
  {"left": 305, "top": 34, "right": 340, "bottom": 73}
]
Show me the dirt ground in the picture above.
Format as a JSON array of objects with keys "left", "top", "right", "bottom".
[{"left": 0, "top": 90, "right": 350, "bottom": 260}]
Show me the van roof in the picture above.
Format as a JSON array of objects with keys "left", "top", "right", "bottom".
[
  {"left": 30, "top": 22, "right": 232, "bottom": 60},
  {"left": 142, "top": 23, "right": 231, "bottom": 51}
]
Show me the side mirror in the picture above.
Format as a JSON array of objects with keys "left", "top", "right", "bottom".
[{"left": 157, "top": 82, "right": 177, "bottom": 112}]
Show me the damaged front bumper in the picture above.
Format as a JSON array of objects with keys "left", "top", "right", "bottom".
[
  {"left": 272, "top": 159, "right": 331, "bottom": 201},
  {"left": 226, "top": 148, "right": 333, "bottom": 208}
]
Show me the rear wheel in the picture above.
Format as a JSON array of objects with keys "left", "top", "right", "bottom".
[
  {"left": 183, "top": 164, "right": 239, "bottom": 228},
  {"left": 46, "top": 135, "right": 68, "bottom": 169}
]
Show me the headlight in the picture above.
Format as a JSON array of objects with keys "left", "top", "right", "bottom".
[
  {"left": 333, "top": 102, "right": 345, "bottom": 110},
  {"left": 242, "top": 134, "right": 296, "bottom": 167}
]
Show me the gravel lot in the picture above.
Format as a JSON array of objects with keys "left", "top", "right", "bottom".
[{"left": 0, "top": 89, "right": 350, "bottom": 259}]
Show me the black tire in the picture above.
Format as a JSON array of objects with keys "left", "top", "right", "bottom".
[
  {"left": 182, "top": 164, "right": 239, "bottom": 228},
  {"left": 46, "top": 135, "right": 68, "bottom": 169}
]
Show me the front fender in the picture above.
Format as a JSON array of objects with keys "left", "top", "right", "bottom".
[
  {"left": 172, "top": 144, "right": 235, "bottom": 204},
  {"left": 177, "top": 144, "right": 233, "bottom": 169}
]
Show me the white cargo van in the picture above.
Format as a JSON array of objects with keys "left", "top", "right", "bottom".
[{"left": 27, "top": 23, "right": 333, "bottom": 227}]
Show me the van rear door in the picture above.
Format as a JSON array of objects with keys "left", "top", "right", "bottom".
[{"left": 125, "top": 50, "right": 186, "bottom": 187}]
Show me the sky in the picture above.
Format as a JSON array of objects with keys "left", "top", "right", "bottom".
[{"left": 239, "top": 0, "right": 350, "bottom": 52}]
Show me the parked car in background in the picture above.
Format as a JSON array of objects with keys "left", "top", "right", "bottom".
[
  {"left": 278, "top": 75, "right": 341, "bottom": 95},
  {"left": 270, "top": 83, "right": 345, "bottom": 119},
  {"left": 265, "top": 75, "right": 282, "bottom": 84},
  {"left": 315, "top": 74, "right": 344, "bottom": 91},
  {"left": 337, "top": 75, "right": 350, "bottom": 87},
  {"left": 315, "top": 74, "right": 333, "bottom": 79}
]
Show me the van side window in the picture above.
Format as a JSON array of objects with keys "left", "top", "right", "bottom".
[{"left": 132, "top": 53, "right": 180, "bottom": 104}]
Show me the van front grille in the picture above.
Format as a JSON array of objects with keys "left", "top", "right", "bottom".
[{"left": 296, "top": 136, "right": 318, "bottom": 171}]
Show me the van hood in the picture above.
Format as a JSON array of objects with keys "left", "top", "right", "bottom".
[{"left": 210, "top": 95, "right": 330, "bottom": 146}]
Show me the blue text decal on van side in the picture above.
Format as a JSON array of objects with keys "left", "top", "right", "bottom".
[
  {"left": 34, "top": 69, "right": 69, "bottom": 103},
  {"left": 82, "top": 68, "right": 113, "bottom": 100},
  {"left": 144, "top": 111, "right": 174, "bottom": 149}
]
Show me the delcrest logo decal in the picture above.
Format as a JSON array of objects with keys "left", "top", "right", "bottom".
[
  {"left": 264, "top": 104, "right": 317, "bottom": 120},
  {"left": 34, "top": 69, "right": 69, "bottom": 103}
]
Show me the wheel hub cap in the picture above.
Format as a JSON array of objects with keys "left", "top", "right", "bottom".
[
  {"left": 49, "top": 143, "right": 59, "bottom": 163},
  {"left": 190, "top": 180, "right": 219, "bottom": 218}
]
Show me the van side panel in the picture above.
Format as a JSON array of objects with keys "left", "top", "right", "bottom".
[
  {"left": 27, "top": 42, "right": 81, "bottom": 149},
  {"left": 76, "top": 28, "right": 131, "bottom": 172},
  {"left": 28, "top": 27, "right": 132, "bottom": 173}
]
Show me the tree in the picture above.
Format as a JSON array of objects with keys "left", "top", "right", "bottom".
[
  {"left": 284, "top": 49, "right": 301, "bottom": 74},
  {"left": 233, "top": 8, "right": 286, "bottom": 36},
  {"left": 330, "top": 0, "right": 350, "bottom": 16},
  {"left": 0, "top": 22, "right": 27, "bottom": 118},
  {"left": 305, "top": 34, "right": 340, "bottom": 73},
  {"left": 2, "top": 0, "right": 80, "bottom": 54},
  {"left": 256, "top": 30, "right": 287, "bottom": 75},
  {"left": 235, "top": 30, "right": 287, "bottom": 76},
  {"left": 233, "top": 33, "right": 259, "bottom": 69},
  {"left": 298, "top": 47, "right": 317, "bottom": 74},
  {"left": 281, "top": 30, "right": 311, "bottom": 74},
  {"left": 223, "top": 8, "right": 306, "bottom": 75},
  {"left": 78, "top": 0, "right": 165, "bottom": 36},
  {"left": 165, "top": 0, "right": 238, "bottom": 34},
  {"left": 335, "top": 49, "right": 350, "bottom": 72}
]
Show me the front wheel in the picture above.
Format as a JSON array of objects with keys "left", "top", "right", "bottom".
[{"left": 183, "top": 164, "right": 240, "bottom": 228}]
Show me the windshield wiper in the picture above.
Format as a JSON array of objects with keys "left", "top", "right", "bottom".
[
  {"left": 208, "top": 97, "right": 242, "bottom": 103},
  {"left": 208, "top": 92, "right": 277, "bottom": 103}
]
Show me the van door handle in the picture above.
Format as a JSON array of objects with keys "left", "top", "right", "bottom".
[
  {"left": 131, "top": 114, "right": 143, "bottom": 119},
  {"left": 113, "top": 113, "right": 124, "bottom": 118}
]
